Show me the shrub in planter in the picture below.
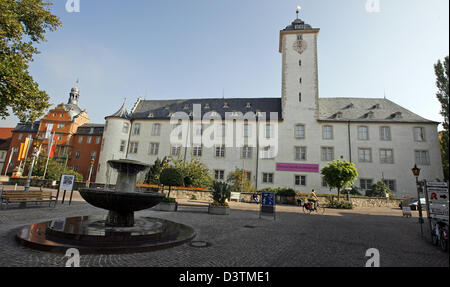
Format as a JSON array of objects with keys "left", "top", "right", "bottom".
[
  {"left": 160, "top": 168, "right": 184, "bottom": 198},
  {"left": 161, "top": 197, "right": 177, "bottom": 203},
  {"left": 326, "top": 199, "right": 354, "bottom": 209},
  {"left": 211, "top": 181, "right": 231, "bottom": 207}
]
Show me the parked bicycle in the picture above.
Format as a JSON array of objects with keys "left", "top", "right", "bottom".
[{"left": 431, "top": 221, "right": 448, "bottom": 252}]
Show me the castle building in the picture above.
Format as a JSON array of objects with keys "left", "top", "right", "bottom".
[
  {"left": 2, "top": 88, "right": 104, "bottom": 182},
  {"left": 96, "top": 14, "right": 443, "bottom": 197}
]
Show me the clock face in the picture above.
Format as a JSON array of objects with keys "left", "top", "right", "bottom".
[{"left": 293, "top": 38, "right": 307, "bottom": 54}]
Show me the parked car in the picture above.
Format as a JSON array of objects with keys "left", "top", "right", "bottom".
[{"left": 399, "top": 198, "right": 426, "bottom": 210}]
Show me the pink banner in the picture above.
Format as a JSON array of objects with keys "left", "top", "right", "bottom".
[{"left": 276, "top": 163, "right": 319, "bottom": 173}]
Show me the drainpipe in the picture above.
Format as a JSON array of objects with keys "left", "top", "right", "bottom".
[
  {"left": 255, "top": 117, "right": 260, "bottom": 190},
  {"left": 347, "top": 121, "right": 352, "bottom": 162}
]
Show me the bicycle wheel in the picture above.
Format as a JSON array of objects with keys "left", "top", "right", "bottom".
[
  {"left": 317, "top": 205, "right": 325, "bottom": 215},
  {"left": 439, "top": 230, "right": 448, "bottom": 252},
  {"left": 431, "top": 228, "right": 439, "bottom": 246},
  {"left": 303, "top": 205, "right": 311, "bottom": 214}
]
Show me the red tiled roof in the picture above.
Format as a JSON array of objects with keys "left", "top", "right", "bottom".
[{"left": 0, "top": 128, "right": 13, "bottom": 140}]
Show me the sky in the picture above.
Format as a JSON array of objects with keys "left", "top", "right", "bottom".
[{"left": 1, "top": 0, "right": 449, "bottom": 128}]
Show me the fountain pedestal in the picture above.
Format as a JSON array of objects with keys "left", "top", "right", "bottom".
[{"left": 106, "top": 210, "right": 134, "bottom": 227}]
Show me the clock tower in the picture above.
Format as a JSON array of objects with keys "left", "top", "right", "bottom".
[{"left": 279, "top": 8, "right": 320, "bottom": 121}]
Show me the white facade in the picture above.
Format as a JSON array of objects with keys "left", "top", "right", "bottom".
[{"left": 96, "top": 16, "right": 443, "bottom": 198}]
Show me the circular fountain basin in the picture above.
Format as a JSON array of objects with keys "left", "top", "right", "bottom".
[
  {"left": 15, "top": 216, "right": 196, "bottom": 254},
  {"left": 79, "top": 189, "right": 165, "bottom": 213}
]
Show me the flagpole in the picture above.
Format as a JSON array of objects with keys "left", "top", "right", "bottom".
[
  {"left": 4, "top": 149, "right": 14, "bottom": 176},
  {"left": 43, "top": 131, "right": 55, "bottom": 180}
]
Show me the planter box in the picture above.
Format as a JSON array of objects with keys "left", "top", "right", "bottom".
[
  {"left": 208, "top": 204, "right": 230, "bottom": 215},
  {"left": 156, "top": 202, "right": 178, "bottom": 212}
]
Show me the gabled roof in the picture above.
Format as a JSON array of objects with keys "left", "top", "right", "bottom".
[
  {"left": 130, "top": 98, "right": 282, "bottom": 120},
  {"left": 318, "top": 98, "right": 437, "bottom": 124}
]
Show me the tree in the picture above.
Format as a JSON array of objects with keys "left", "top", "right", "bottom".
[
  {"left": 211, "top": 181, "right": 231, "bottom": 205},
  {"left": 0, "top": 0, "right": 62, "bottom": 123},
  {"left": 145, "top": 158, "right": 164, "bottom": 185},
  {"left": 366, "top": 180, "right": 392, "bottom": 198},
  {"left": 226, "top": 168, "right": 256, "bottom": 193},
  {"left": 24, "top": 156, "right": 83, "bottom": 181},
  {"left": 160, "top": 168, "right": 184, "bottom": 198},
  {"left": 170, "top": 158, "right": 213, "bottom": 188},
  {"left": 434, "top": 56, "right": 449, "bottom": 181},
  {"left": 321, "top": 160, "right": 358, "bottom": 200}
]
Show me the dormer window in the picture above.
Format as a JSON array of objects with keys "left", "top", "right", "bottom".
[
  {"left": 183, "top": 104, "right": 189, "bottom": 110},
  {"left": 364, "top": 111, "right": 374, "bottom": 119},
  {"left": 148, "top": 113, "right": 154, "bottom": 118},
  {"left": 344, "top": 103, "right": 354, "bottom": 109},
  {"left": 391, "top": 112, "right": 402, "bottom": 119},
  {"left": 371, "top": 104, "right": 380, "bottom": 110},
  {"left": 223, "top": 102, "right": 229, "bottom": 109},
  {"left": 246, "top": 102, "right": 252, "bottom": 109},
  {"left": 168, "top": 112, "right": 174, "bottom": 117},
  {"left": 211, "top": 110, "right": 218, "bottom": 116},
  {"left": 165, "top": 105, "right": 170, "bottom": 110},
  {"left": 334, "top": 112, "right": 343, "bottom": 119},
  {"left": 204, "top": 103, "right": 210, "bottom": 109}
]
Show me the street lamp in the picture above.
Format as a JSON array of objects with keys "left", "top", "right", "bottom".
[
  {"left": 24, "top": 138, "right": 43, "bottom": 191},
  {"left": 411, "top": 164, "right": 424, "bottom": 237},
  {"left": 86, "top": 159, "right": 95, "bottom": 188}
]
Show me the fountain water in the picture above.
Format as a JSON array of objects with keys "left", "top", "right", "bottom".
[{"left": 15, "top": 159, "right": 196, "bottom": 254}]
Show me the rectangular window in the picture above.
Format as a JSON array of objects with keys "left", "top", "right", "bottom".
[
  {"left": 57, "top": 135, "right": 62, "bottom": 141},
  {"left": 73, "top": 165, "right": 78, "bottom": 172},
  {"left": 78, "top": 136, "right": 83, "bottom": 144},
  {"left": 295, "top": 146, "right": 307, "bottom": 161},
  {"left": 358, "top": 126, "right": 369, "bottom": 140},
  {"left": 261, "top": 146, "right": 275, "bottom": 159},
  {"left": 414, "top": 127, "right": 425, "bottom": 142},
  {"left": 133, "top": 123, "right": 141, "bottom": 135},
  {"left": 322, "top": 177, "right": 328, "bottom": 187},
  {"left": 171, "top": 145, "right": 182, "bottom": 156},
  {"left": 193, "top": 145, "right": 202, "bottom": 157},
  {"left": 90, "top": 151, "right": 97, "bottom": 160},
  {"left": 358, "top": 148, "right": 372, "bottom": 162},
  {"left": 122, "top": 122, "right": 129, "bottom": 134},
  {"left": 380, "top": 149, "right": 394, "bottom": 164},
  {"left": 18, "top": 133, "right": 23, "bottom": 140},
  {"left": 415, "top": 150, "right": 430, "bottom": 165},
  {"left": 242, "top": 146, "right": 252, "bottom": 159},
  {"left": 380, "top": 126, "right": 391, "bottom": 141},
  {"left": 383, "top": 180, "right": 396, "bottom": 192},
  {"left": 214, "top": 170, "right": 225, "bottom": 180},
  {"left": 96, "top": 137, "right": 101, "bottom": 144},
  {"left": 295, "top": 175, "right": 306, "bottom": 186},
  {"left": 87, "top": 136, "right": 92, "bottom": 144},
  {"left": 129, "top": 142, "right": 138, "bottom": 154},
  {"left": 152, "top": 124, "right": 161, "bottom": 136},
  {"left": 149, "top": 143, "right": 159, "bottom": 155},
  {"left": 194, "top": 124, "right": 203, "bottom": 136},
  {"left": 321, "top": 147, "right": 334, "bottom": 161},
  {"left": 57, "top": 124, "right": 65, "bottom": 129},
  {"left": 244, "top": 124, "right": 251, "bottom": 137},
  {"left": 360, "top": 179, "right": 373, "bottom": 190},
  {"left": 215, "top": 145, "right": 225, "bottom": 158},
  {"left": 75, "top": 151, "right": 80, "bottom": 159},
  {"left": 265, "top": 124, "right": 272, "bottom": 139},
  {"left": 119, "top": 140, "right": 126, "bottom": 152},
  {"left": 322, "top": 126, "right": 333, "bottom": 140},
  {"left": 295, "top": 125, "right": 305, "bottom": 139},
  {"left": 262, "top": 173, "right": 274, "bottom": 184}
]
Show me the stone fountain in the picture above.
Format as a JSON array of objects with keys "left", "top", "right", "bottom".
[{"left": 15, "top": 159, "right": 196, "bottom": 254}]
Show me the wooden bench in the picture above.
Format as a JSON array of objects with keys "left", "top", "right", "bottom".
[
  {"left": 230, "top": 192, "right": 241, "bottom": 202},
  {"left": 0, "top": 191, "right": 57, "bottom": 210}
]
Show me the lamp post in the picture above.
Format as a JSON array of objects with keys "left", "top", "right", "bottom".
[
  {"left": 411, "top": 164, "right": 424, "bottom": 237},
  {"left": 86, "top": 159, "right": 95, "bottom": 188},
  {"left": 24, "top": 138, "right": 43, "bottom": 192}
]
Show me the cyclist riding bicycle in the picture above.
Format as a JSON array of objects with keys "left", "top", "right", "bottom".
[{"left": 308, "top": 189, "right": 319, "bottom": 210}]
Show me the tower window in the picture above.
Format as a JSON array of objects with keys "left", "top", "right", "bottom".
[
  {"left": 299, "top": 78, "right": 302, "bottom": 84},
  {"left": 299, "top": 60, "right": 302, "bottom": 66},
  {"left": 299, "top": 92, "right": 302, "bottom": 102}
]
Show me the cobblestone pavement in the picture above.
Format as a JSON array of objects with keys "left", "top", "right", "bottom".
[{"left": 0, "top": 196, "right": 448, "bottom": 267}]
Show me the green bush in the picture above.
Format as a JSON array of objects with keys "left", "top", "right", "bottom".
[
  {"left": 160, "top": 168, "right": 184, "bottom": 198},
  {"left": 365, "top": 180, "right": 393, "bottom": 198},
  {"left": 258, "top": 187, "right": 296, "bottom": 197},
  {"left": 326, "top": 199, "right": 354, "bottom": 209}
]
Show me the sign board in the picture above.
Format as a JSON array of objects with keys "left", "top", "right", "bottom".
[
  {"left": 402, "top": 206, "right": 412, "bottom": 217},
  {"left": 276, "top": 163, "right": 319, "bottom": 173},
  {"left": 426, "top": 182, "right": 449, "bottom": 221},
  {"left": 59, "top": 174, "right": 75, "bottom": 192},
  {"left": 260, "top": 192, "right": 276, "bottom": 220}
]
